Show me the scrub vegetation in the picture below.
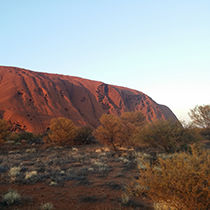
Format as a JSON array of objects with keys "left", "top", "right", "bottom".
[
  {"left": 129, "top": 145, "right": 209, "bottom": 210},
  {"left": 0, "top": 104, "right": 209, "bottom": 209}
]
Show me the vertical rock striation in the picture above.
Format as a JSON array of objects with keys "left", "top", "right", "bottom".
[{"left": 0, "top": 66, "right": 178, "bottom": 133}]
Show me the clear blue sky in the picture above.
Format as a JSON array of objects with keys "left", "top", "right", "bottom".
[{"left": 1, "top": 0, "right": 210, "bottom": 122}]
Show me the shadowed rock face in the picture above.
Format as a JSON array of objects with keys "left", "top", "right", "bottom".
[{"left": 0, "top": 66, "right": 178, "bottom": 133}]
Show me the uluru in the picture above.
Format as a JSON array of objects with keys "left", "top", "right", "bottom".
[{"left": 0, "top": 66, "right": 178, "bottom": 133}]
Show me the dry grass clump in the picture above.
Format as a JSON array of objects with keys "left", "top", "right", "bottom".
[
  {"left": 121, "top": 192, "right": 130, "bottom": 205},
  {"left": 2, "top": 189, "right": 21, "bottom": 205},
  {"left": 132, "top": 145, "right": 210, "bottom": 210},
  {"left": 9, "top": 166, "right": 21, "bottom": 178},
  {"left": 8, "top": 166, "right": 21, "bottom": 182},
  {"left": 25, "top": 170, "right": 37, "bottom": 179},
  {"left": 40, "top": 202, "right": 54, "bottom": 210}
]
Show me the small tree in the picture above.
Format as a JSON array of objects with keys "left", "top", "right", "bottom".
[
  {"left": 189, "top": 105, "right": 210, "bottom": 128},
  {"left": 93, "top": 114, "right": 122, "bottom": 151},
  {"left": 94, "top": 112, "right": 146, "bottom": 150},
  {"left": 120, "top": 111, "right": 145, "bottom": 145},
  {"left": 0, "top": 119, "right": 11, "bottom": 142},
  {"left": 48, "top": 117, "right": 77, "bottom": 145}
]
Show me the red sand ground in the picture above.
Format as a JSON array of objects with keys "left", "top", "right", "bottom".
[
  {"left": 0, "top": 178, "right": 153, "bottom": 210},
  {"left": 0, "top": 144, "right": 153, "bottom": 210}
]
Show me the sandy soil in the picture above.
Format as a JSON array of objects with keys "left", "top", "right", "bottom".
[{"left": 0, "top": 144, "right": 153, "bottom": 210}]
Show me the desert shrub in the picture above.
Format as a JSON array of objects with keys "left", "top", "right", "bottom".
[
  {"left": 40, "top": 202, "right": 54, "bottom": 210},
  {"left": 121, "top": 111, "right": 145, "bottom": 127},
  {"left": 187, "top": 126, "right": 210, "bottom": 141},
  {"left": 94, "top": 112, "right": 145, "bottom": 150},
  {"left": 9, "top": 166, "right": 21, "bottom": 178},
  {"left": 25, "top": 171, "right": 37, "bottom": 179},
  {"left": 6, "top": 132, "right": 19, "bottom": 141},
  {"left": 48, "top": 117, "right": 77, "bottom": 145},
  {"left": 120, "top": 111, "right": 146, "bottom": 145},
  {"left": 131, "top": 146, "right": 210, "bottom": 210},
  {"left": 8, "top": 131, "right": 41, "bottom": 144},
  {"left": 42, "top": 134, "right": 51, "bottom": 144},
  {"left": 133, "top": 120, "right": 200, "bottom": 153},
  {"left": 199, "top": 127, "right": 210, "bottom": 140},
  {"left": 93, "top": 114, "right": 123, "bottom": 151},
  {"left": 188, "top": 105, "right": 210, "bottom": 141},
  {"left": 121, "top": 192, "right": 130, "bottom": 205},
  {"left": 2, "top": 189, "right": 21, "bottom": 205},
  {"left": 74, "top": 126, "right": 95, "bottom": 145},
  {"left": 0, "top": 119, "right": 11, "bottom": 142},
  {"left": 18, "top": 131, "right": 40, "bottom": 143},
  {"left": 189, "top": 104, "right": 210, "bottom": 128}
]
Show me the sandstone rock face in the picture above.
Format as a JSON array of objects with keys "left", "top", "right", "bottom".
[{"left": 0, "top": 66, "right": 178, "bottom": 133}]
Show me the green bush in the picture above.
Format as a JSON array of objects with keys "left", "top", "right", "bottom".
[{"left": 133, "top": 120, "right": 200, "bottom": 153}]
